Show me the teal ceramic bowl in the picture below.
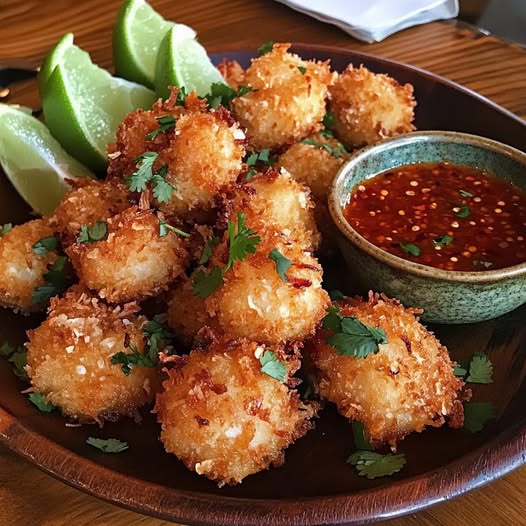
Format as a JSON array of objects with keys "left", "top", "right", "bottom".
[{"left": 329, "top": 131, "right": 526, "bottom": 324}]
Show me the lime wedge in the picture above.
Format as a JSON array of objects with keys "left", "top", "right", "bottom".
[
  {"left": 0, "top": 104, "right": 94, "bottom": 215},
  {"left": 41, "top": 37, "right": 157, "bottom": 172},
  {"left": 113, "top": 0, "right": 195, "bottom": 88},
  {"left": 38, "top": 33, "right": 75, "bottom": 93},
  {"left": 154, "top": 26, "right": 226, "bottom": 99}
]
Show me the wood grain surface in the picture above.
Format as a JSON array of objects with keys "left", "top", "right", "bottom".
[{"left": 1, "top": 1, "right": 525, "bottom": 525}]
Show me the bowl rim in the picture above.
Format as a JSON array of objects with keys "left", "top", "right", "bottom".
[{"left": 329, "top": 130, "right": 526, "bottom": 284}]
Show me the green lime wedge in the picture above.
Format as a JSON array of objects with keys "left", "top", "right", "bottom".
[
  {"left": 41, "top": 37, "right": 157, "bottom": 172},
  {"left": 154, "top": 26, "right": 226, "bottom": 99},
  {"left": 38, "top": 32, "right": 75, "bottom": 94},
  {"left": 113, "top": 0, "right": 195, "bottom": 88},
  {"left": 0, "top": 104, "right": 94, "bottom": 215}
]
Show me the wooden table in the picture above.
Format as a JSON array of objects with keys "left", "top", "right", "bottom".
[{"left": 1, "top": 1, "right": 525, "bottom": 525}]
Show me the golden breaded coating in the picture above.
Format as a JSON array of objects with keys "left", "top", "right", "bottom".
[
  {"left": 224, "top": 168, "right": 320, "bottom": 251},
  {"left": 232, "top": 43, "right": 333, "bottom": 149},
  {"left": 154, "top": 333, "right": 317, "bottom": 486},
  {"left": 108, "top": 90, "right": 245, "bottom": 221},
  {"left": 306, "top": 294, "right": 465, "bottom": 449},
  {"left": 0, "top": 219, "right": 58, "bottom": 312},
  {"left": 51, "top": 179, "right": 131, "bottom": 246},
  {"left": 26, "top": 286, "right": 162, "bottom": 422},
  {"left": 217, "top": 58, "right": 245, "bottom": 89},
  {"left": 167, "top": 276, "right": 217, "bottom": 344},
  {"left": 329, "top": 65, "right": 416, "bottom": 148},
  {"left": 205, "top": 240, "right": 330, "bottom": 344},
  {"left": 66, "top": 206, "right": 189, "bottom": 303}
]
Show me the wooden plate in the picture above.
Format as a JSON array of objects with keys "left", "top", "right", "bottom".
[{"left": 0, "top": 45, "right": 525, "bottom": 526}]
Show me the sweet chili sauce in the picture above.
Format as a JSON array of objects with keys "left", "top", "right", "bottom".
[{"left": 343, "top": 162, "right": 526, "bottom": 271}]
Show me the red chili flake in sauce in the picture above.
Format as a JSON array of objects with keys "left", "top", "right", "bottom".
[{"left": 343, "top": 162, "right": 526, "bottom": 271}]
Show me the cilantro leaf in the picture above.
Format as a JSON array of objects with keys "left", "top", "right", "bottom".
[
  {"left": 175, "top": 86, "right": 188, "bottom": 106},
  {"left": 297, "top": 66, "right": 306, "bottom": 74},
  {"left": 259, "top": 350, "right": 287, "bottom": 382},
  {"left": 453, "top": 364, "right": 468, "bottom": 378},
  {"left": 151, "top": 165, "right": 175, "bottom": 203},
  {"left": 473, "top": 260, "right": 493, "bottom": 269},
  {"left": 111, "top": 342, "right": 156, "bottom": 376},
  {"left": 299, "top": 137, "right": 345, "bottom": 158},
  {"left": 433, "top": 234, "right": 454, "bottom": 247},
  {"left": 0, "top": 342, "right": 28, "bottom": 380},
  {"left": 463, "top": 402, "right": 496, "bottom": 433},
  {"left": 77, "top": 221, "right": 108, "bottom": 244},
  {"left": 28, "top": 392, "right": 57, "bottom": 413},
  {"left": 466, "top": 352, "right": 493, "bottom": 384},
  {"left": 0, "top": 223, "right": 12, "bottom": 237},
  {"left": 322, "top": 304, "right": 343, "bottom": 332},
  {"left": 125, "top": 152, "right": 158, "bottom": 192},
  {"left": 199, "top": 236, "right": 220, "bottom": 265},
  {"left": 86, "top": 437, "right": 128, "bottom": 454},
  {"left": 32, "top": 236, "right": 59, "bottom": 256},
  {"left": 32, "top": 255, "right": 69, "bottom": 305},
  {"left": 456, "top": 204, "right": 471, "bottom": 218},
  {"left": 268, "top": 248, "right": 291, "bottom": 281},
  {"left": 144, "top": 318, "right": 174, "bottom": 361},
  {"left": 158, "top": 220, "right": 190, "bottom": 238},
  {"left": 146, "top": 115, "right": 176, "bottom": 140},
  {"left": 329, "top": 290, "right": 346, "bottom": 301},
  {"left": 322, "top": 111, "right": 336, "bottom": 131},
  {"left": 205, "top": 83, "right": 255, "bottom": 109},
  {"left": 192, "top": 265, "right": 224, "bottom": 299},
  {"left": 400, "top": 242, "right": 420, "bottom": 257},
  {"left": 258, "top": 40, "right": 274, "bottom": 55},
  {"left": 459, "top": 189, "right": 473, "bottom": 198},
  {"left": 352, "top": 421, "right": 373, "bottom": 451},
  {"left": 348, "top": 451, "right": 406, "bottom": 479}
]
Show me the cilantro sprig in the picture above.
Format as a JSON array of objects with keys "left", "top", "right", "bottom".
[
  {"left": 268, "top": 248, "right": 291, "bottom": 281},
  {"left": 322, "top": 305, "right": 388, "bottom": 358},
  {"left": 146, "top": 115, "right": 176, "bottom": 140},
  {"left": 259, "top": 350, "right": 287, "bottom": 382},
  {"left": 0, "top": 342, "right": 28, "bottom": 380},
  {"left": 77, "top": 221, "right": 108, "bottom": 244},
  {"left": 299, "top": 137, "right": 346, "bottom": 158},
  {"left": 32, "top": 236, "right": 59, "bottom": 256},
  {"left": 86, "top": 437, "right": 128, "bottom": 454},
  {"left": 205, "top": 83, "right": 254, "bottom": 109},
  {"left": 192, "top": 213, "right": 261, "bottom": 299},
  {"left": 111, "top": 342, "right": 156, "bottom": 376},
  {"left": 454, "top": 352, "right": 493, "bottom": 384},
  {"left": 329, "top": 290, "right": 346, "bottom": 301},
  {"left": 463, "top": 402, "right": 496, "bottom": 433},
  {"left": 244, "top": 148, "right": 275, "bottom": 179},
  {"left": 258, "top": 40, "right": 274, "bottom": 55},
  {"left": 0, "top": 223, "right": 12, "bottom": 237},
  {"left": 348, "top": 451, "right": 406, "bottom": 479},
  {"left": 199, "top": 235, "right": 220, "bottom": 265},
  {"left": 32, "top": 255, "right": 69, "bottom": 305},
  {"left": 399, "top": 242, "right": 420, "bottom": 257},
  {"left": 28, "top": 392, "right": 57, "bottom": 413}
]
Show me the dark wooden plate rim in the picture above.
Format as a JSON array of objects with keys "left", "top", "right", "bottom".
[{"left": 1, "top": 44, "right": 525, "bottom": 526}]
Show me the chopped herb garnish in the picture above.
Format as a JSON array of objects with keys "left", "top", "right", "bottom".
[
  {"left": 259, "top": 350, "right": 287, "bottom": 382},
  {"left": 297, "top": 66, "right": 307, "bottom": 74},
  {"left": 399, "top": 242, "right": 420, "bottom": 257},
  {"left": 126, "top": 152, "right": 158, "bottom": 192},
  {"left": 466, "top": 352, "right": 493, "bottom": 384},
  {"left": 0, "top": 223, "right": 12, "bottom": 237},
  {"left": 31, "top": 255, "right": 69, "bottom": 305},
  {"left": 86, "top": 437, "right": 129, "bottom": 454},
  {"left": 28, "top": 392, "right": 57, "bottom": 413},
  {"left": 463, "top": 402, "right": 496, "bottom": 433},
  {"left": 322, "top": 111, "right": 336, "bottom": 131},
  {"left": 159, "top": 220, "right": 190, "bottom": 238},
  {"left": 192, "top": 213, "right": 261, "bottom": 299},
  {"left": 299, "top": 137, "right": 345, "bottom": 158},
  {"left": 433, "top": 234, "right": 454, "bottom": 247},
  {"left": 199, "top": 235, "right": 220, "bottom": 265},
  {"left": 32, "top": 236, "right": 59, "bottom": 256},
  {"left": 456, "top": 204, "right": 471, "bottom": 218},
  {"left": 268, "top": 248, "right": 291, "bottom": 281},
  {"left": 329, "top": 289, "right": 346, "bottom": 301},
  {"left": 176, "top": 86, "right": 188, "bottom": 106},
  {"left": 111, "top": 342, "right": 156, "bottom": 376},
  {"left": 352, "top": 421, "right": 373, "bottom": 451},
  {"left": 146, "top": 115, "right": 176, "bottom": 140},
  {"left": 258, "top": 40, "right": 274, "bottom": 55},
  {"left": 473, "top": 260, "right": 493, "bottom": 269},
  {"left": 244, "top": 148, "right": 275, "bottom": 179},
  {"left": 459, "top": 189, "right": 474, "bottom": 198},
  {"left": 453, "top": 364, "right": 468, "bottom": 377},
  {"left": 347, "top": 451, "right": 406, "bottom": 479},
  {"left": 205, "top": 83, "right": 255, "bottom": 109},
  {"left": 151, "top": 165, "right": 175, "bottom": 203},
  {"left": 77, "top": 221, "right": 108, "bottom": 244},
  {"left": 144, "top": 318, "right": 174, "bottom": 359},
  {"left": 0, "top": 342, "right": 28, "bottom": 380},
  {"left": 322, "top": 305, "right": 388, "bottom": 358}
]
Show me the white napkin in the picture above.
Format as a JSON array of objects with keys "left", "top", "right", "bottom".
[{"left": 274, "top": 0, "right": 459, "bottom": 43}]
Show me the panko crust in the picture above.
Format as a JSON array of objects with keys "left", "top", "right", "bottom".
[
  {"left": 66, "top": 206, "right": 189, "bottom": 303},
  {"left": 217, "top": 59, "right": 245, "bottom": 89},
  {"left": 26, "top": 286, "right": 162, "bottom": 422},
  {"left": 205, "top": 239, "right": 330, "bottom": 344},
  {"left": 232, "top": 43, "right": 334, "bottom": 149},
  {"left": 329, "top": 65, "right": 416, "bottom": 149},
  {"left": 51, "top": 178, "right": 132, "bottom": 246},
  {"left": 307, "top": 293, "right": 465, "bottom": 448},
  {"left": 154, "top": 334, "right": 317, "bottom": 486},
  {"left": 223, "top": 168, "right": 320, "bottom": 251},
  {"left": 0, "top": 219, "right": 58, "bottom": 312}
]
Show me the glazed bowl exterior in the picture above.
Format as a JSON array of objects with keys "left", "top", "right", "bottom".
[{"left": 329, "top": 131, "right": 526, "bottom": 324}]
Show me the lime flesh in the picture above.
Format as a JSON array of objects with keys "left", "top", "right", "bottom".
[{"left": 0, "top": 104, "right": 94, "bottom": 215}]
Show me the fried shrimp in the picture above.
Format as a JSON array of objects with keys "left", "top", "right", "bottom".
[
  {"left": 306, "top": 294, "right": 465, "bottom": 448},
  {"left": 154, "top": 333, "right": 317, "bottom": 486},
  {"left": 66, "top": 206, "right": 189, "bottom": 303},
  {"left": 0, "top": 219, "right": 58, "bottom": 312},
  {"left": 224, "top": 168, "right": 320, "bottom": 250},
  {"left": 205, "top": 239, "right": 330, "bottom": 344},
  {"left": 232, "top": 43, "right": 333, "bottom": 149},
  {"left": 329, "top": 65, "right": 416, "bottom": 149},
  {"left": 108, "top": 90, "right": 245, "bottom": 220},
  {"left": 26, "top": 286, "right": 162, "bottom": 422},
  {"left": 51, "top": 179, "right": 131, "bottom": 246}
]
